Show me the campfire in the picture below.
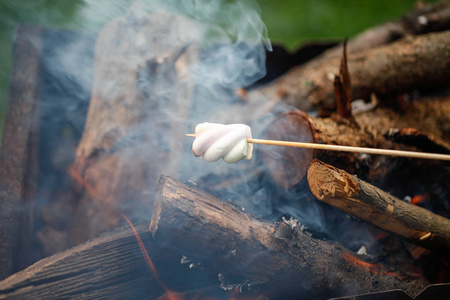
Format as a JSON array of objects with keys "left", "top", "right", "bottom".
[{"left": 1, "top": 1, "right": 450, "bottom": 299}]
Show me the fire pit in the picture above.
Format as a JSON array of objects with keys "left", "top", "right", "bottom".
[{"left": 1, "top": 1, "right": 450, "bottom": 299}]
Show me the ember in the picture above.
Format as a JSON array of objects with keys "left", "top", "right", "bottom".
[
  {"left": 411, "top": 193, "right": 430, "bottom": 205},
  {"left": 340, "top": 252, "right": 407, "bottom": 280}
]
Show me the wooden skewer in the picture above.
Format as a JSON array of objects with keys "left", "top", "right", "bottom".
[{"left": 185, "top": 134, "right": 450, "bottom": 161}]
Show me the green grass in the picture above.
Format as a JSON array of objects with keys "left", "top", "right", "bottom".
[{"left": 0, "top": 0, "right": 440, "bottom": 144}]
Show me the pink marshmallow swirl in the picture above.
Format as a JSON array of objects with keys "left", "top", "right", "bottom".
[{"left": 192, "top": 123, "right": 253, "bottom": 163}]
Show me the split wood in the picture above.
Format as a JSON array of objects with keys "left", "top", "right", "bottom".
[
  {"left": 307, "top": 159, "right": 450, "bottom": 251},
  {"left": 185, "top": 134, "right": 450, "bottom": 161}
]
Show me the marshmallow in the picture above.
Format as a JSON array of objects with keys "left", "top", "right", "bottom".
[{"left": 192, "top": 123, "right": 253, "bottom": 163}]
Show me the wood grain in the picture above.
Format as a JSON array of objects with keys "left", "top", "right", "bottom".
[{"left": 307, "top": 159, "right": 450, "bottom": 251}]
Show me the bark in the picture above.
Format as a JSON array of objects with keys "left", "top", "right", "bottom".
[
  {"left": 307, "top": 159, "right": 450, "bottom": 252},
  {"left": 0, "top": 25, "right": 42, "bottom": 279},
  {"left": 150, "top": 176, "right": 429, "bottom": 299},
  {"left": 257, "top": 30, "right": 450, "bottom": 111},
  {"left": 389, "top": 96, "right": 450, "bottom": 146},
  {"left": 260, "top": 110, "right": 404, "bottom": 189},
  {"left": 386, "top": 127, "right": 450, "bottom": 155},
  {"left": 261, "top": 95, "right": 450, "bottom": 189},
  {"left": 69, "top": 9, "right": 200, "bottom": 243}
]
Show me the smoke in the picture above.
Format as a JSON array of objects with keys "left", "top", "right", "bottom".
[
  {"left": 126, "top": 0, "right": 276, "bottom": 192},
  {"left": 3, "top": 1, "right": 398, "bottom": 297},
  {"left": 135, "top": 0, "right": 271, "bottom": 103},
  {"left": 10, "top": 0, "right": 368, "bottom": 250}
]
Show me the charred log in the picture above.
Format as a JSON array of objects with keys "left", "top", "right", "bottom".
[{"left": 150, "top": 176, "right": 429, "bottom": 299}]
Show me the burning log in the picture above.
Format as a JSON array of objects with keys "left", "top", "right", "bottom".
[
  {"left": 259, "top": 30, "right": 450, "bottom": 111},
  {"left": 150, "top": 176, "right": 429, "bottom": 299},
  {"left": 307, "top": 159, "right": 450, "bottom": 252}
]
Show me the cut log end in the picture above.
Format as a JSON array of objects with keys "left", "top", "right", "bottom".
[
  {"left": 307, "top": 159, "right": 359, "bottom": 200},
  {"left": 261, "top": 110, "right": 317, "bottom": 188}
]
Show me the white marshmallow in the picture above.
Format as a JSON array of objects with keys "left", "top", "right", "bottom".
[{"left": 192, "top": 122, "right": 253, "bottom": 163}]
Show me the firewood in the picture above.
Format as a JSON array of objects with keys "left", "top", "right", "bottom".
[
  {"left": 150, "top": 176, "right": 428, "bottom": 299},
  {"left": 0, "top": 224, "right": 219, "bottom": 299},
  {"left": 69, "top": 9, "right": 201, "bottom": 243},
  {"left": 260, "top": 110, "right": 317, "bottom": 188},
  {"left": 0, "top": 25, "right": 42, "bottom": 279},
  {"left": 258, "top": 30, "right": 450, "bottom": 111},
  {"left": 261, "top": 95, "right": 450, "bottom": 189},
  {"left": 260, "top": 110, "right": 408, "bottom": 188},
  {"left": 307, "top": 159, "right": 450, "bottom": 252}
]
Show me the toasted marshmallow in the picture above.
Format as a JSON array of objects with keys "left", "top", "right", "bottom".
[{"left": 192, "top": 122, "right": 253, "bottom": 163}]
